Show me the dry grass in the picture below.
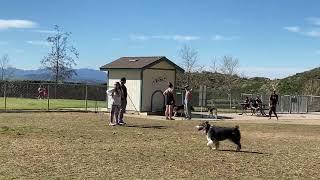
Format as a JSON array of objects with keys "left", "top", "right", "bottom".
[{"left": 0, "top": 113, "right": 320, "bottom": 179}]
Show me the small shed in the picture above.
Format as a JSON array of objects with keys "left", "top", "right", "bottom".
[{"left": 100, "top": 56, "right": 184, "bottom": 112}]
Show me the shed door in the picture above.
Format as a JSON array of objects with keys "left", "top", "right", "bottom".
[{"left": 151, "top": 90, "right": 165, "bottom": 112}]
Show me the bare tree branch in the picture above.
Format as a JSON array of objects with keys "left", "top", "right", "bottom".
[
  {"left": 0, "top": 54, "right": 14, "bottom": 80},
  {"left": 41, "top": 25, "right": 79, "bottom": 83},
  {"left": 179, "top": 44, "right": 199, "bottom": 85},
  {"left": 210, "top": 56, "right": 219, "bottom": 73},
  {"left": 220, "top": 55, "right": 239, "bottom": 76}
]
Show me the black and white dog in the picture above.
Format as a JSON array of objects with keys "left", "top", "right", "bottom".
[{"left": 196, "top": 121, "right": 241, "bottom": 151}]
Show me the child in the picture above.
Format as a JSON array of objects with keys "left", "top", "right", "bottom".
[{"left": 107, "top": 82, "right": 122, "bottom": 126}]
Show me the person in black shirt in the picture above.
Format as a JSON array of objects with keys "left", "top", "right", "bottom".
[
  {"left": 269, "top": 90, "right": 279, "bottom": 120},
  {"left": 163, "top": 82, "right": 175, "bottom": 120},
  {"left": 119, "top": 77, "right": 127, "bottom": 125}
]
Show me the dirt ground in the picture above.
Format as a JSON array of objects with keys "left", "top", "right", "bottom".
[
  {"left": 0, "top": 112, "right": 320, "bottom": 179},
  {"left": 127, "top": 112, "right": 320, "bottom": 125}
]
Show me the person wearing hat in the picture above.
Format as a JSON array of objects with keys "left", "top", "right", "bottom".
[
  {"left": 119, "top": 77, "right": 127, "bottom": 125},
  {"left": 184, "top": 85, "right": 192, "bottom": 120}
]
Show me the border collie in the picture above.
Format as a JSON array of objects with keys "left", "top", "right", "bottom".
[{"left": 196, "top": 121, "right": 241, "bottom": 151}]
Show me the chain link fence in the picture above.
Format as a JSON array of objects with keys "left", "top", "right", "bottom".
[
  {"left": 0, "top": 81, "right": 107, "bottom": 112},
  {"left": 1, "top": 81, "right": 319, "bottom": 114},
  {"left": 175, "top": 87, "right": 320, "bottom": 114}
]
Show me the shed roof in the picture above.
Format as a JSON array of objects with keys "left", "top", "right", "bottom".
[{"left": 100, "top": 56, "right": 184, "bottom": 72}]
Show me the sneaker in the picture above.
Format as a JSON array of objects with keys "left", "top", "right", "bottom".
[
  {"left": 170, "top": 118, "right": 175, "bottom": 120},
  {"left": 118, "top": 122, "right": 126, "bottom": 125},
  {"left": 109, "top": 122, "right": 116, "bottom": 126}
]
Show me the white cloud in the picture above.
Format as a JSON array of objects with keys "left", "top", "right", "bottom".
[
  {"left": 151, "top": 35, "right": 172, "bottom": 40},
  {"left": 26, "top": 40, "right": 50, "bottom": 46},
  {"left": 130, "top": 34, "right": 149, "bottom": 41},
  {"left": 111, "top": 38, "right": 121, "bottom": 41},
  {"left": 33, "top": 29, "right": 55, "bottom": 34},
  {"left": 212, "top": 34, "right": 239, "bottom": 41},
  {"left": 305, "top": 30, "right": 320, "bottom": 37},
  {"left": 283, "top": 26, "right": 300, "bottom": 33},
  {"left": 173, "top": 35, "right": 200, "bottom": 41},
  {"left": 306, "top": 17, "right": 320, "bottom": 26},
  {"left": 0, "top": 19, "right": 37, "bottom": 30},
  {"left": 130, "top": 34, "right": 200, "bottom": 41}
]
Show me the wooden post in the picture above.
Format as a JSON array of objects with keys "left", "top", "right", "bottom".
[
  {"left": 85, "top": 84, "right": 88, "bottom": 111},
  {"left": 47, "top": 85, "right": 50, "bottom": 111},
  {"left": 4, "top": 81, "right": 7, "bottom": 112}
]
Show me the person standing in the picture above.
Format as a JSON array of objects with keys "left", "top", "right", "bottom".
[
  {"left": 184, "top": 85, "right": 192, "bottom": 120},
  {"left": 163, "top": 82, "right": 175, "bottom": 120},
  {"left": 38, "top": 85, "right": 44, "bottom": 99},
  {"left": 107, "top": 82, "right": 122, "bottom": 126},
  {"left": 269, "top": 90, "right": 279, "bottom": 120},
  {"left": 119, "top": 77, "right": 127, "bottom": 125}
]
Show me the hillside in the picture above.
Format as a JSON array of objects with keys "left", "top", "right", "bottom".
[
  {"left": 177, "top": 66, "right": 320, "bottom": 96},
  {"left": 277, "top": 67, "right": 320, "bottom": 95},
  {"left": 6, "top": 68, "right": 107, "bottom": 84}
]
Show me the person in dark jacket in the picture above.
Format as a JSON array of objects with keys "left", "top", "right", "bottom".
[
  {"left": 269, "top": 90, "right": 279, "bottom": 120},
  {"left": 119, "top": 77, "right": 127, "bottom": 125}
]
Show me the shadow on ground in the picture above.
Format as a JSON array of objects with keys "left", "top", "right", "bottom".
[
  {"left": 125, "top": 124, "right": 169, "bottom": 129},
  {"left": 219, "top": 149, "right": 269, "bottom": 155}
]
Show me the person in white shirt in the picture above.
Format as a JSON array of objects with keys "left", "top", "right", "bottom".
[
  {"left": 107, "top": 82, "right": 122, "bottom": 126},
  {"left": 184, "top": 85, "right": 193, "bottom": 120}
]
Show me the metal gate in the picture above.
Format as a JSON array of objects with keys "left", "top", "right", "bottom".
[{"left": 290, "top": 96, "right": 308, "bottom": 113}]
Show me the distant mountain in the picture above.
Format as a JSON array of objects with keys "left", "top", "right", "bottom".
[{"left": 7, "top": 67, "right": 107, "bottom": 83}]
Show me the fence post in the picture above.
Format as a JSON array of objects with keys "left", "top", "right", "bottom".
[
  {"left": 47, "top": 85, "right": 50, "bottom": 111},
  {"left": 85, "top": 84, "right": 88, "bottom": 111},
  {"left": 4, "top": 81, "right": 7, "bottom": 112},
  {"left": 229, "top": 93, "right": 232, "bottom": 110},
  {"left": 289, "top": 96, "right": 292, "bottom": 114}
]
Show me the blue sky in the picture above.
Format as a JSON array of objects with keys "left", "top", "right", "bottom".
[{"left": 1, "top": 0, "right": 320, "bottom": 79}]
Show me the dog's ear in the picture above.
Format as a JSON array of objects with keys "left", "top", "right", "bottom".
[{"left": 204, "top": 121, "right": 209, "bottom": 125}]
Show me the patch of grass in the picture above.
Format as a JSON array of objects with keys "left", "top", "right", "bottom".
[
  {"left": 0, "top": 113, "right": 319, "bottom": 179},
  {"left": 0, "top": 97, "right": 105, "bottom": 110}
]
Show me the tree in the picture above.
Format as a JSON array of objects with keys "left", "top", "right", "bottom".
[
  {"left": 210, "top": 56, "right": 219, "bottom": 73},
  {"left": 220, "top": 55, "right": 239, "bottom": 76},
  {"left": 41, "top": 25, "right": 79, "bottom": 83},
  {"left": 179, "top": 44, "right": 199, "bottom": 86},
  {"left": 220, "top": 55, "right": 239, "bottom": 109},
  {"left": 0, "top": 54, "right": 14, "bottom": 81}
]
